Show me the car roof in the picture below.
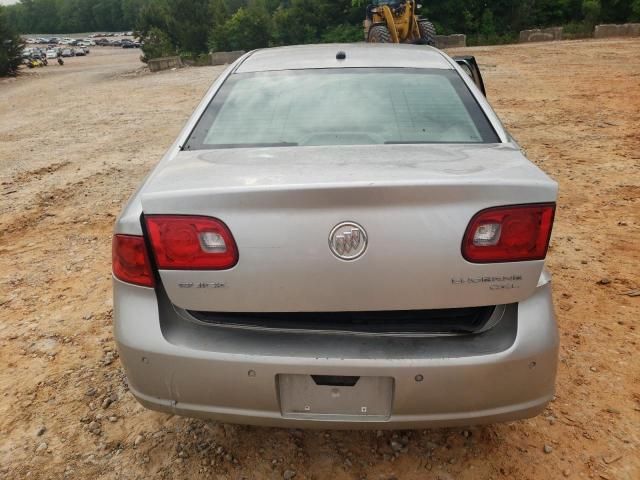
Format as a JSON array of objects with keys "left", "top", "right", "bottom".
[{"left": 235, "top": 43, "right": 453, "bottom": 73}]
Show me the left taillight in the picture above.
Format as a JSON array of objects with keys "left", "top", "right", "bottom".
[
  {"left": 144, "top": 215, "right": 238, "bottom": 270},
  {"left": 112, "top": 234, "right": 155, "bottom": 287}
]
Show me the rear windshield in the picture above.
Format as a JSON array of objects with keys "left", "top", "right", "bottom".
[{"left": 184, "top": 68, "right": 498, "bottom": 150}]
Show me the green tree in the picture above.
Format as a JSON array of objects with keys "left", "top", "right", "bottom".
[
  {"left": 207, "top": 0, "right": 229, "bottom": 48},
  {"left": 633, "top": 0, "right": 640, "bottom": 19},
  {"left": 0, "top": 6, "right": 24, "bottom": 76},
  {"left": 321, "top": 23, "right": 363, "bottom": 43},
  {"left": 122, "top": 0, "right": 145, "bottom": 29},
  {"left": 209, "top": 0, "right": 229, "bottom": 28},
  {"left": 140, "top": 26, "right": 175, "bottom": 62},
  {"left": 210, "top": 5, "right": 271, "bottom": 51},
  {"left": 58, "top": 0, "right": 85, "bottom": 33},
  {"left": 166, "top": 0, "right": 211, "bottom": 54},
  {"left": 136, "top": 0, "right": 169, "bottom": 36},
  {"left": 5, "top": 0, "right": 640, "bottom": 51},
  {"left": 582, "top": 0, "right": 602, "bottom": 25},
  {"left": 479, "top": 8, "right": 496, "bottom": 36},
  {"left": 272, "top": 4, "right": 316, "bottom": 45},
  {"left": 137, "top": 1, "right": 171, "bottom": 60},
  {"left": 271, "top": 0, "right": 354, "bottom": 45}
]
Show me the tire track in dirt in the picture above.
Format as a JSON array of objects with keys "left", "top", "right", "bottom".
[{"left": 0, "top": 166, "right": 127, "bottom": 242}]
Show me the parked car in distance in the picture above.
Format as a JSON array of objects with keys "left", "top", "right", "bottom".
[
  {"left": 24, "top": 48, "right": 45, "bottom": 59},
  {"left": 46, "top": 50, "right": 58, "bottom": 59},
  {"left": 73, "top": 48, "right": 85, "bottom": 56},
  {"left": 112, "top": 43, "right": 559, "bottom": 429},
  {"left": 61, "top": 48, "right": 72, "bottom": 57},
  {"left": 121, "top": 40, "right": 135, "bottom": 49}
]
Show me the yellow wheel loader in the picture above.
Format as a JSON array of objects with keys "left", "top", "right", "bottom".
[{"left": 364, "top": 0, "right": 436, "bottom": 45}]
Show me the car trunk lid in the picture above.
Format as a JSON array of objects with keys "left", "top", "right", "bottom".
[{"left": 140, "top": 144, "right": 557, "bottom": 312}]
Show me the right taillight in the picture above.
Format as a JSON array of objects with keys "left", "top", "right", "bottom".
[{"left": 462, "top": 203, "right": 555, "bottom": 263}]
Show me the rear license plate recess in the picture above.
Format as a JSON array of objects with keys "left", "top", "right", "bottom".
[{"left": 278, "top": 374, "right": 394, "bottom": 421}]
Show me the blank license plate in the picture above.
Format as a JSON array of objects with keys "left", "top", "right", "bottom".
[{"left": 278, "top": 374, "right": 394, "bottom": 421}]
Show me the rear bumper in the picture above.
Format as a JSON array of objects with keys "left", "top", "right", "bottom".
[{"left": 114, "top": 278, "right": 558, "bottom": 429}]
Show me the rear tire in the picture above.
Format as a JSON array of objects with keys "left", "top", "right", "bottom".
[
  {"left": 368, "top": 24, "right": 392, "bottom": 43},
  {"left": 418, "top": 19, "right": 437, "bottom": 46}
]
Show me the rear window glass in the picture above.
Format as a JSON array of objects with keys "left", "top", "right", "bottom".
[{"left": 184, "top": 68, "right": 498, "bottom": 149}]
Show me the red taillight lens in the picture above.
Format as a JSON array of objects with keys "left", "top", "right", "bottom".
[
  {"left": 112, "top": 234, "right": 155, "bottom": 287},
  {"left": 145, "top": 215, "right": 238, "bottom": 270},
  {"left": 462, "top": 203, "right": 555, "bottom": 263}
]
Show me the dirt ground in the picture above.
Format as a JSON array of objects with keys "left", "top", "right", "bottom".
[{"left": 1, "top": 39, "right": 639, "bottom": 480}]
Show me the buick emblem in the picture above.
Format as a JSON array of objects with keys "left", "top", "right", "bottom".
[{"left": 329, "top": 222, "right": 368, "bottom": 260}]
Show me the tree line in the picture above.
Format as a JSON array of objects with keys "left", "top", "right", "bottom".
[
  {"left": 3, "top": 0, "right": 640, "bottom": 65},
  {"left": 6, "top": 0, "right": 144, "bottom": 34}
]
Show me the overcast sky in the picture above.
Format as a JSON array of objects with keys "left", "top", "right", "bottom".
[{"left": 0, "top": 0, "right": 18, "bottom": 5}]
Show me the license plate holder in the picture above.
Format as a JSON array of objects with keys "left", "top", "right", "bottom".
[{"left": 278, "top": 374, "right": 394, "bottom": 421}]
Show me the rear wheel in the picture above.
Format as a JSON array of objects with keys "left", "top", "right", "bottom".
[
  {"left": 368, "top": 24, "right": 392, "bottom": 43},
  {"left": 418, "top": 19, "right": 436, "bottom": 46}
]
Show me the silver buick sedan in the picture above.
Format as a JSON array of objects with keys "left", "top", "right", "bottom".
[{"left": 113, "top": 43, "right": 558, "bottom": 428}]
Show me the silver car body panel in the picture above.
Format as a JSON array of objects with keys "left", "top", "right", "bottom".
[
  {"left": 234, "top": 43, "right": 453, "bottom": 72},
  {"left": 114, "top": 277, "right": 558, "bottom": 428},
  {"left": 115, "top": 44, "right": 511, "bottom": 238},
  {"left": 140, "top": 144, "right": 556, "bottom": 312},
  {"left": 113, "top": 44, "right": 558, "bottom": 428}
]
